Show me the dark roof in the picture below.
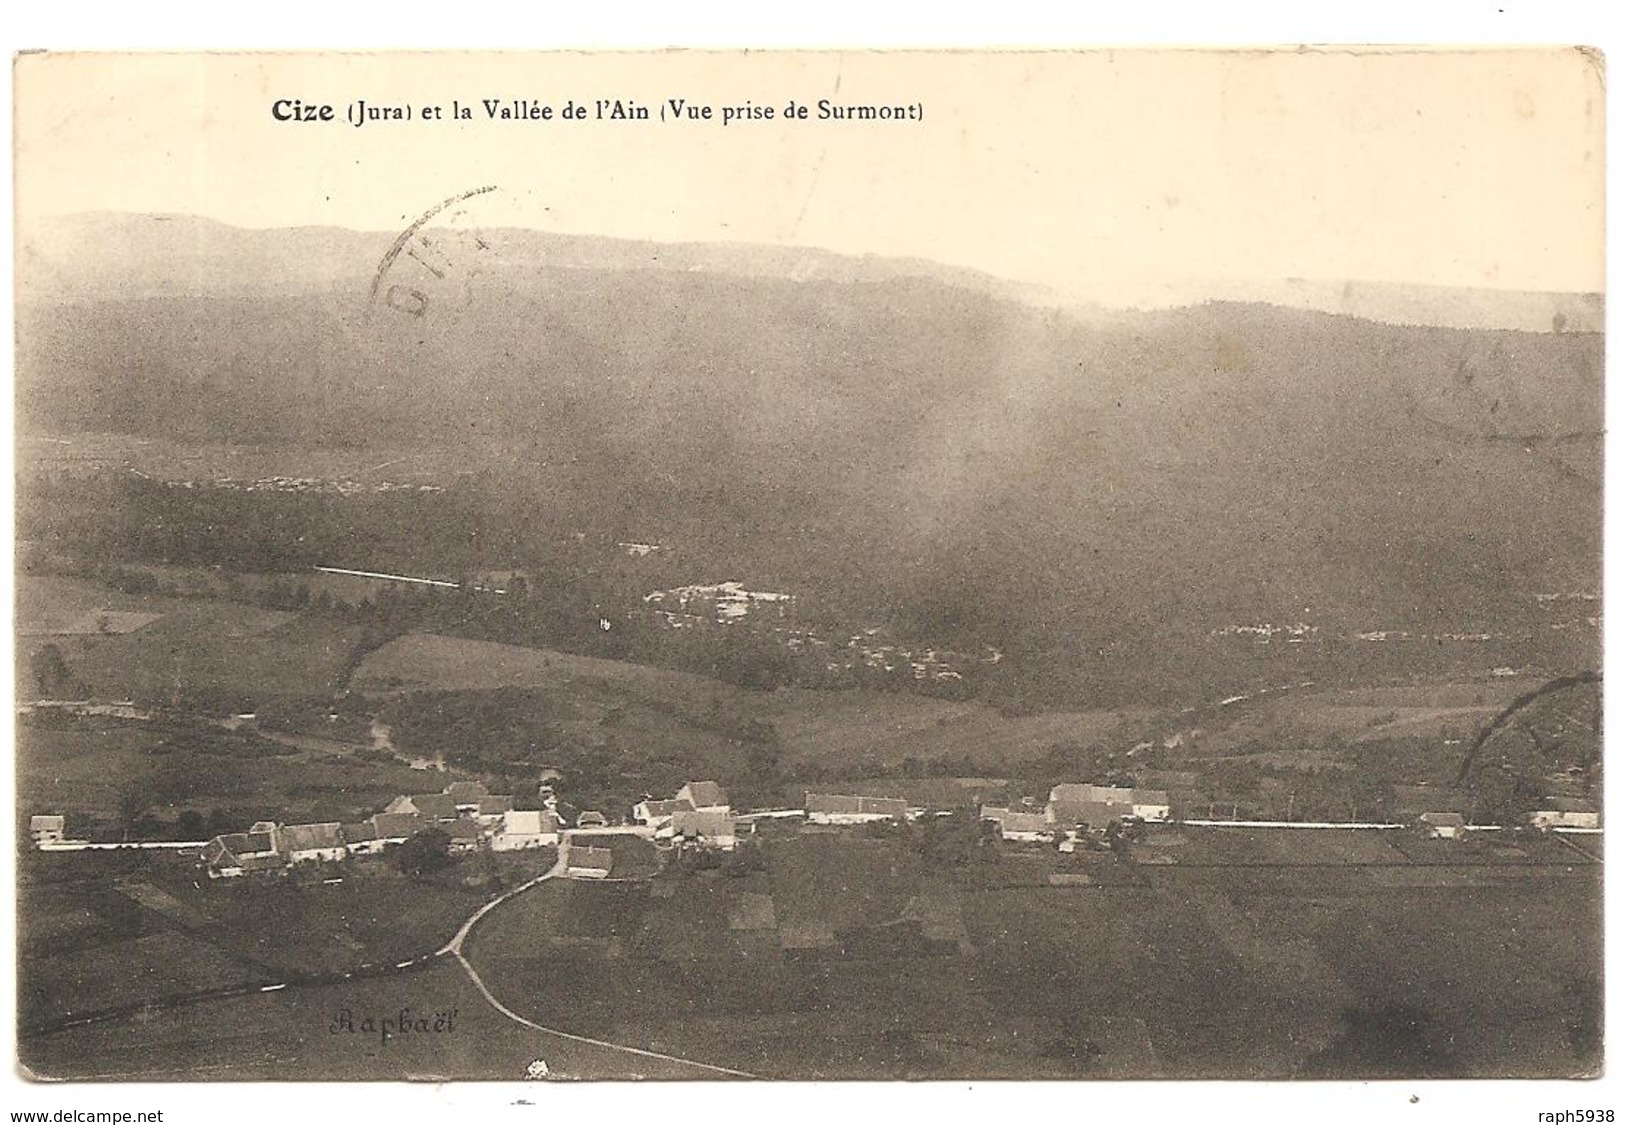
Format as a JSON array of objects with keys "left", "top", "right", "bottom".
[
  {"left": 477, "top": 795, "right": 515, "bottom": 816},
  {"left": 342, "top": 821, "right": 379, "bottom": 843},
  {"left": 244, "top": 831, "right": 278, "bottom": 854},
  {"left": 680, "top": 780, "right": 729, "bottom": 808},
  {"left": 672, "top": 809, "right": 736, "bottom": 837},
  {"left": 204, "top": 834, "right": 251, "bottom": 866},
  {"left": 282, "top": 822, "right": 344, "bottom": 852},
  {"left": 1051, "top": 800, "right": 1129, "bottom": 827},
  {"left": 987, "top": 808, "right": 1049, "bottom": 833},
  {"left": 638, "top": 797, "right": 695, "bottom": 818},
  {"left": 410, "top": 793, "right": 459, "bottom": 820},
  {"left": 447, "top": 819, "right": 483, "bottom": 840},
  {"left": 372, "top": 812, "right": 424, "bottom": 839}
]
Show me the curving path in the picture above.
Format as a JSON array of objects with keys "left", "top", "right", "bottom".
[{"left": 444, "top": 842, "right": 760, "bottom": 1079}]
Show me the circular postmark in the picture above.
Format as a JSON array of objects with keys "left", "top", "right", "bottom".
[{"left": 368, "top": 185, "right": 500, "bottom": 326}]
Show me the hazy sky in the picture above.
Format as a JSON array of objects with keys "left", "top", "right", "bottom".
[{"left": 14, "top": 49, "right": 1605, "bottom": 297}]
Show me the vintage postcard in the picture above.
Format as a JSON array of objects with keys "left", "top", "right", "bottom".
[{"left": 11, "top": 48, "right": 1604, "bottom": 1085}]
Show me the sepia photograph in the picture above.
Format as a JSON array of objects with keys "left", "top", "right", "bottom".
[{"left": 10, "top": 45, "right": 1605, "bottom": 1089}]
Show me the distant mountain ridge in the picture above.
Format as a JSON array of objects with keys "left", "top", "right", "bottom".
[
  {"left": 19, "top": 211, "right": 1603, "bottom": 334},
  {"left": 15, "top": 211, "right": 1602, "bottom": 705}
]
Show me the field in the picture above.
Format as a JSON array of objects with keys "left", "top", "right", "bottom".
[
  {"left": 17, "top": 846, "right": 556, "bottom": 1036},
  {"left": 17, "top": 711, "right": 470, "bottom": 828},
  {"left": 353, "top": 631, "right": 745, "bottom": 707},
  {"left": 762, "top": 688, "right": 1140, "bottom": 773},
  {"left": 18, "top": 955, "right": 719, "bottom": 1081},
  {"left": 355, "top": 632, "right": 1146, "bottom": 779},
  {"left": 16, "top": 575, "right": 374, "bottom": 705},
  {"left": 16, "top": 825, "right": 1600, "bottom": 1080},
  {"left": 458, "top": 828, "right": 1601, "bottom": 1079}
]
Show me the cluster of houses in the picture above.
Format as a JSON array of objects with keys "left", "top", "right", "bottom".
[
  {"left": 1391, "top": 782, "right": 1600, "bottom": 839},
  {"left": 632, "top": 780, "right": 739, "bottom": 849},
  {"left": 979, "top": 784, "right": 1172, "bottom": 847},
  {"left": 28, "top": 764, "right": 1602, "bottom": 877},
  {"left": 200, "top": 780, "right": 563, "bottom": 879}
]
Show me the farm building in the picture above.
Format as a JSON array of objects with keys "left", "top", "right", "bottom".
[
  {"left": 341, "top": 821, "right": 386, "bottom": 856},
  {"left": 1419, "top": 812, "right": 1467, "bottom": 840},
  {"left": 980, "top": 806, "right": 1054, "bottom": 842},
  {"left": 665, "top": 808, "right": 739, "bottom": 849},
  {"left": 476, "top": 795, "right": 515, "bottom": 825},
  {"left": 806, "top": 793, "right": 909, "bottom": 825},
  {"left": 444, "top": 781, "right": 490, "bottom": 812},
  {"left": 282, "top": 822, "right": 347, "bottom": 863},
  {"left": 632, "top": 796, "right": 695, "bottom": 828},
  {"left": 371, "top": 812, "right": 425, "bottom": 842},
  {"left": 201, "top": 830, "right": 282, "bottom": 879},
  {"left": 493, "top": 809, "right": 561, "bottom": 851},
  {"left": 385, "top": 792, "right": 459, "bottom": 822},
  {"left": 29, "top": 814, "right": 65, "bottom": 846},
  {"left": 1527, "top": 799, "right": 1601, "bottom": 831},
  {"left": 676, "top": 780, "right": 731, "bottom": 813},
  {"left": 446, "top": 819, "right": 485, "bottom": 854},
  {"left": 1047, "top": 784, "right": 1170, "bottom": 825},
  {"left": 565, "top": 844, "right": 615, "bottom": 878}
]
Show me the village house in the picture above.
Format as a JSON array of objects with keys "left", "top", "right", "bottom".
[
  {"left": 1047, "top": 784, "right": 1172, "bottom": 828},
  {"left": 282, "top": 822, "right": 347, "bottom": 864},
  {"left": 385, "top": 792, "right": 459, "bottom": 823},
  {"left": 446, "top": 819, "right": 485, "bottom": 854},
  {"left": 29, "top": 814, "right": 65, "bottom": 846},
  {"left": 383, "top": 781, "right": 517, "bottom": 827},
  {"left": 475, "top": 795, "right": 515, "bottom": 826},
  {"left": 444, "top": 781, "right": 489, "bottom": 814},
  {"left": 632, "top": 796, "right": 695, "bottom": 829},
  {"left": 806, "top": 793, "right": 909, "bottom": 825},
  {"left": 492, "top": 809, "right": 561, "bottom": 851},
  {"left": 371, "top": 811, "right": 425, "bottom": 843},
  {"left": 664, "top": 808, "right": 739, "bottom": 850},
  {"left": 979, "top": 805, "right": 1053, "bottom": 843},
  {"left": 1527, "top": 798, "right": 1601, "bottom": 831},
  {"left": 676, "top": 780, "right": 731, "bottom": 814},
  {"left": 341, "top": 820, "right": 386, "bottom": 856},
  {"left": 1419, "top": 811, "right": 1468, "bottom": 840},
  {"left": 200, "top": 828, "right": 282, "bottom": 879},
  {"left": 565, "top": 844, "right": 615, "bottom": 878}
]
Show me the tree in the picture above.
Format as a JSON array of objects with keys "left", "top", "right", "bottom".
[
  {"left": 29, "top": 643, "right": 73, "bottom": 697},
  {"left": 393, "top": 828, "right": 453, "bottom": 877}
]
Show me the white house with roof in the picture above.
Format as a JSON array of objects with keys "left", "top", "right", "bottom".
[
  {"left": 806, "top": 793, "right": 909, "bottom": 825},
  {"left": 1419, "top": 811, "right": 1467, "bottom": 840},
  {"left": 676, "top": 780, "right": 730, "bottom": 814},
  {"left": 1527, "top": 798, "right": 1601, "bottom": 831},
  {"left": 980, "top": 805, "right": 1054, "bottom": 843},
  {"left": 632, "top": 796, "right": 694, "bottom": 829},
  {"left": 1047, "top": 784, "right": 1171, "bottom": 826},
  {"left": 282, "top": 822, "right": 347, "bottom": 863},
  {"left": 29, "top": 815, "right": 66, "bottom": 846},
  {"left": 493, "top": 809, "right": 561, "bottom": 851},
  {"left": 663, "top": 808, "right": 738, "bottom": 850}
]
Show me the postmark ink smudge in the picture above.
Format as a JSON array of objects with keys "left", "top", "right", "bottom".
[{"left": 369, "top": 185, "right": 499, "bottom": 320}]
